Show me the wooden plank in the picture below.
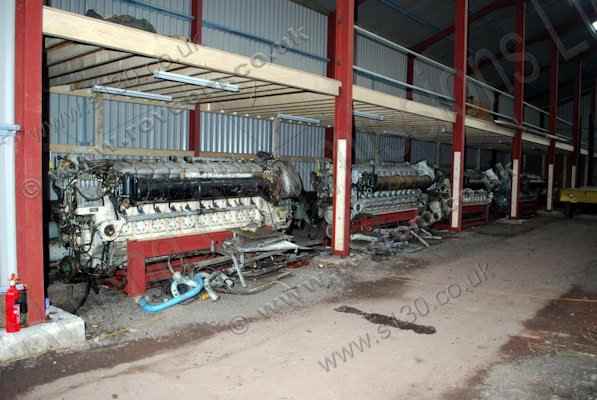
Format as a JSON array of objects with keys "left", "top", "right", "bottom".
[
  {"left": 353, "top": 85, "right": 455, "bottom": 124},
  {"left": 50, "top": 55, "right": 157, "bottom": 86},
  {"left": 49, "top": 86, "right": 195, "bottom": 110},
  {"left": 43, "top": 7, "right": 340, "bottom": 96},
  {"left": 49, "top": 144, "right": 194, "bottom": 157},
  {"left": 49, "top": 49, "right": 132, "bottom": 79}
]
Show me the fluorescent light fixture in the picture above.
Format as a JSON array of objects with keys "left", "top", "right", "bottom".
[
  {"left": 92, "top": 85, "right": 172, "bottom": 102},
  {"left": 592, "top": 20, "right": 597, "bottom": 31},
  {"left": 154, "top": 70, "right": 240, "bottom": 93},
  {"left": 276, "top": 113, "right": 321, "bottom": 125},
  {"left": 353, "top": 110, "right": 385, "bottom": 121}
]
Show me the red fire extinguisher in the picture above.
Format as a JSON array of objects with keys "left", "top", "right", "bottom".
[{"left": 5, "top": 274, "right": 21, "bottom": 333}]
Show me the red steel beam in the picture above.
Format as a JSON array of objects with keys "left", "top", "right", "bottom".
[
  {"left": 188, "top": 0, "right": 202, "bottom": 155},
  {"left": 414, "top": 0, "right": 513, "bottom": 52},
  {"left": 450, "top": 0, "right": 469, "bottom": 231},
  {"left": 331, "top": 0, "right": 355, "bottom": 257},
  {"left": 14, "top": 0, "right": 45, "bottom": 325},
  {"left": 571, "top": 60, "right": 583, "bottom": 188},
  {"left": 546, "top": 41, "right": 559, "bottom": 211},
  {"left": 510, "top": 0, "right": 526, "bottom": 219},
  {"left": 475, "top": 15, "right": 587, "bottom": 73}
]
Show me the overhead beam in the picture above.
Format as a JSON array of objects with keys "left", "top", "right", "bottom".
[
  {"left": 474, "top": 14, "right": 592, "bottom": 73},
  {"left": 413, "top": 0, "right": 514, "bottom": 52},
  {"left": 42, "top": 7, "right": 340, "bottom": 97}
]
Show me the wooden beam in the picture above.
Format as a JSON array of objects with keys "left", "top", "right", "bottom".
[{"left": 43, "top": 7, "right": 340, "bottom": 96}]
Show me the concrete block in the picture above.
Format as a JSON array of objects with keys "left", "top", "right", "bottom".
[{"left": 0, "top": 306, "right": 86, "bottom": 364}]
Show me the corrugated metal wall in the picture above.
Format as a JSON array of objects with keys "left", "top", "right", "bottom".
[
  {"left": 411, "top": 140, "right": 436, "bottom": 163},
  {"left": 104, "top": 100, "right": 188, "bottom": 150},
  {"left": 48, "top": 0, "right": 192, "bottom": 37},
  {"left": 202, "top": 0, "right": 327, "bottom": 75},
  {"left": 378, "top": 135, "right": 405, "bottom": 162},
  {"left": 200, "top": 112, "right": 272, "bottom": 154},
  {"left": 354, "top": 132, "right": 405, "bottom": 163},
  {"left": 49, "top": 94, "right": 95, "bottom": 146},
  {"left": 354, "top": 34, "right": 407, "bottom": 97},
  {"left": 278, "top": 122, "right": 324, "bottom": 191}
]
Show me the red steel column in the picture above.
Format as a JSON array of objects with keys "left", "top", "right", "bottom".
[
  {"left": 404, "top": 55, "right": 414, "bottom": 162},
  {"left": 588, "top": 83, "right": 596, "bottom": 186},
  {"left": 450, "top": 0, "right": 469, "bottom": 231},
  {"left": 546, "top": 41, "right": 559, "bottom": 211},
  {"left": 570, "top": 61, "right": 583, "bottom": 188},
  {"left": 325, "top": 12, "right": 336, "bottom": 161},
  {"left": 188, "top": 0, "right": 202, "bottom": 155},
  {"left": 510, "top": 0, "right": 526, "bottom": 219},
  {"left": 331, "top": 0, "right": 355, "bottom": 257},
  {"left": 14, "top": 0, "right": 45, "bottom": 324}
]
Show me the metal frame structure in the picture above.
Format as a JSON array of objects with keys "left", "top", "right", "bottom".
[
  {"left": 331, "top": 0, "right": 355, "bottom": 257},
  {"left": 126, "top": 231, "right": 232, "bottom": 297},
  {"left": 9, "top": 0, "right": 597, "bottom": 332},
  {"left": 547, "top": 41, "right": 559, "bottom": 211},
  {"left": 188, "top": 0, "right": 202, "bottom": 156},
  {"left": 15, "top": 0, "right": 45, "bottom": 325},
  {"left": 510, "top": 0, "right": 526, "bottom": 219},
  {"left": 450, "top": 0, "right": 469, "bottom": 231}
]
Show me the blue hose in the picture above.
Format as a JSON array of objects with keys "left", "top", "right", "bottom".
[{"left": 137, "top": 275, "right": 205, "bottom": 313}]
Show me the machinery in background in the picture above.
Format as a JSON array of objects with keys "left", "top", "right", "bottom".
[
  {"left": 424, "top": 169, "right": 493, "bottom": 229},
  {"left": 48, "top": 155, "right": 304, "bottom": 300},
  {"left": 312, "top": 161, "right": 435, "bottom": 236},
  {"left": 485, "top": 163, "right": 545, "bottom": 217}
]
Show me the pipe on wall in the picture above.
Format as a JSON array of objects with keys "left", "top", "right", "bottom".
[{"left": 0, "top": 0, "right": 18, "bottom": 287}]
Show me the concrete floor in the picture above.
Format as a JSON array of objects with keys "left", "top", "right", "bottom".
[{"left": 3, "top": 216, "right": 597, "bottom": 399}]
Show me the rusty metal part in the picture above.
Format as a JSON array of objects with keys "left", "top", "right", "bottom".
[{"left": 376, "top": 175, "right": 433, "bottom": 191}]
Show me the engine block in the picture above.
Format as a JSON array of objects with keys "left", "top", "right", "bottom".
[{"left": 50, "top": 156, "right": 302, "bottom": 276}]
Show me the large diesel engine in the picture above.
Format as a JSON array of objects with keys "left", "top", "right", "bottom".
[
  {"left": 49, "top": 156, "right": 302, "bottom": 278},
  {"left": 313, "top": 161, "right": 435, "bottom": 230}
]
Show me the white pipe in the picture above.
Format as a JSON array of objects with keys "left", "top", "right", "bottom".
[{"left": 0, "top": 0, "right": 17, "bottom": 287}]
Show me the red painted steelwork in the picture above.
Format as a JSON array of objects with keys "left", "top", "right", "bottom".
[
  {"left": 571, "top": 61, "right": 583, "bottom": 187},
  {"left": 451, "top": 0, "right": 469, "bottom": 231},
  {"left": 14, "top": 0, "right": 45, "bottom": 325},
  {"left": 189, "top": 0, "right": 203, "bottom": 155},
  {"left": 351, "top": 209, "right": 418, "bottom": 233},
  {"left": 331, "top": 0, "right": 355, "bottom": 257},
  {"left": 125, "top": 232, "right": 233, "bottom": 297},
  {"left": 511, "top": 0, "right": 526, "bottom": 218}
]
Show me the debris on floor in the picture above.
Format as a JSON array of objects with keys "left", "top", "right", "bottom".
[{"left": 350, "top": 224, "right": 443, "bottom": 257}]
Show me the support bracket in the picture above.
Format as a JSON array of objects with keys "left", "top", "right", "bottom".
[{"left": 0, "top": 123, "right": 21, "bottom": 137}]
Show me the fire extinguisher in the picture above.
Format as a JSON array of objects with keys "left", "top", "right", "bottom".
[{"left": 5, "top": 274, "right": 21, "bottom": 333}]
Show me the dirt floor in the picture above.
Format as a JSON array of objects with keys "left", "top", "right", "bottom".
[{"left": 1, "top": 215, "right": 597, "bottom": 399}]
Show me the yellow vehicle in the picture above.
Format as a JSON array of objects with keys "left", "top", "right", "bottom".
[{"left": 560, "top": 187, "right": 597, "bottom": 217}]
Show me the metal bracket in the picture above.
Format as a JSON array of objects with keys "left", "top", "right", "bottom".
[{"left": 0, "top": 123, "right": 21, "bottom": 137}]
